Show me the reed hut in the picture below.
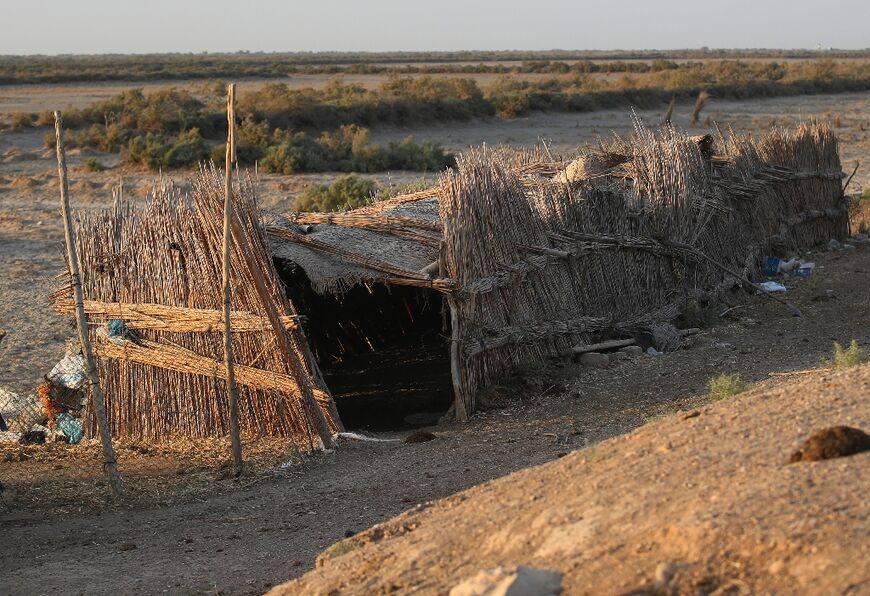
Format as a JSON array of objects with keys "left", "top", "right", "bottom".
[{"left": 52, "top": 121, "right": 848, "bottom": 447}]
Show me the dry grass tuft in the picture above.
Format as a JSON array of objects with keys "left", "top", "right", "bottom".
[
  {"left": 708, "top": 373, "right": 748, "bottom": 400},
  {"left": 824, "top": 340, "right": 868, "bottom": 369}
]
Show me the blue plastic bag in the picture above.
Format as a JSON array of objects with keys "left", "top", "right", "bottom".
[{"left": 55, "top": 413, "right": 84, "bottom": 444}]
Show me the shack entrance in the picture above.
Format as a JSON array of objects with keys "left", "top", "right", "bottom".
[{"left": 277, "top": 261, "right": 453, "bottom": 431}]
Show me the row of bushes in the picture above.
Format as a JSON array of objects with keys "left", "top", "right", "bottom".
[
  {"left": 11, "top": 59, "right": 870, "bottom": 136},
  {"left": 4, "top": 50, "right": 870, "bottom": 84},
  {"left": 48, "top": 119, "right": 454, "bottom": 173}
]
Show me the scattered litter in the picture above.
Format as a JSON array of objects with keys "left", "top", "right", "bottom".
[
  {"left": 48, "top": 352, "right": 86, "bottom": 390},
  {"left": 792, "top": 262, "right": 814, "bottom": 278},
  {"left": 758, "top": 281, "right": 787, "bottom": 293},
  {"left": 645, "top": 347, "right": 660, "bottom": 356},
  {"left": 0, "top": 388, "right": 46, "bottom": 433},
  {"left": 55, "top": 413, "right": 84, "bottom": 444},
  {"left": 763, "top": 256, "right": 814, "bottom": 278},
  {"left": 854, "top": 233, "right": 869, "bottom": 243},
  {"left": 842, "top": 243, "right": 856, "bottom": 251},
  {"left": 827, "top": 238, "right": 842, "bottom": 251}
]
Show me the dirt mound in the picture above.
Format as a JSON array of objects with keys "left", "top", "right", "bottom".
[{"left": 277, "top": 363, "right": 870, "bottom": 595}]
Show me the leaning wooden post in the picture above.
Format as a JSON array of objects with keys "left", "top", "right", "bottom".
[
  {"left": 54, "top": 111, "right": 123, "bottom": 497},
  {"left": 222, "top": 84, "right": 244, "bottom": 476}
]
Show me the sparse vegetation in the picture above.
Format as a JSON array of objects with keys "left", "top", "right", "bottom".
[
  {"left": 708, "top": 373, "right": 749, "bottom": 400},
  {"left": 10, "top": 112, "right": 36, "bottom": 130},
  {"left": 84, "top": 157, "right": 106, "bottom": 172},
  {"left": 824, "top": 340, "right": 868, "bottom": 369},
  {"left": 16, "top": 55, "right": 870, "bottom": 171},
  {"left": 293, "top": 174, "right": 378, "bottom": 212}
]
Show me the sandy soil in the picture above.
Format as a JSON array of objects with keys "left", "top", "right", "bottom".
[{"left": 278, "top": 361, "right": 870, "bottom": 595}]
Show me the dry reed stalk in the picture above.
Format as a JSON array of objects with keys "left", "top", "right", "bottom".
[
  {"left": 93, "top": 339, "right": 334, "bottom": 405},
  {"left": 52, "top": 296, "right": 301, "bottom": 332},
  {"left": 691, "top": 90, "right": 711, "bottom": 125},
  {"left": 663, "top": 97, "right": 675, "bottom": 125},
  {"left": 55, "top": 111, "right": 123, "bottom": 497}
]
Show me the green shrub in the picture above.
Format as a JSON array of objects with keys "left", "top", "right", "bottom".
[
  {"left": 824, "top": 340, "right": 868, "bottom": 369},
  {"left": 708, "top": 373, "right": 748, "bottom": 400},
  {"left": 84, "top": 157, "right": 106, "bottom": 172},
  {"left": 124, "top": 128, "right": 207, "bottom": 170},
  {"left": 293, "top": 174, "right": 377, "bottom": 212},
  {"left": 163, "top": 129, "right": 208, "bottom": 168}
]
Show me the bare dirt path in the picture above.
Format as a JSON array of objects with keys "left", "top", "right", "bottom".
[{"left": 1, "top": 243, "right": 868, "bottom": 595}]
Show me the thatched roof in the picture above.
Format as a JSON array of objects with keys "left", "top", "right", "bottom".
[{"left": 266, "top": 197, "right": 442, "bottom": 294}]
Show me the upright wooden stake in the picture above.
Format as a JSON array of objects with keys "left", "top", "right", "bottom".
[
  {"left": 54, "top": 111, "right": 123, "bottom": 497},
  {"left": 223, "top": 84, "right": 244, "bottom": 476}
]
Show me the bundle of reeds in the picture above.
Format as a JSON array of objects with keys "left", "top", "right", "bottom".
[
  {"left": 437, "top": 120, "right": 845, "bottom": 415},
  {"left": 52, "top": 167, "right": 340, "bottom": 447}
]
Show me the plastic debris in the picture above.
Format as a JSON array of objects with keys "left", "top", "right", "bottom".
[
  {"left": 55, "top": 413, "right": 84, "bottom": 444},
  {"left": 793, "top": 262, "right": 815, "bottom": 278},
  {"left": 98, "top": 319, "right": 142, "bottom": 346},
  {"left": 763, "top": 256, "right": 814, "bottom": 278},
  {"left": 827, "top": 238, "right": 842, "bottom": 251},
  {"left": 758, "top": 281, "right": 787, "bottom": 293},
  {"left": 48, "top": 352, "right": 86, "bottom": 390},
  {"left": 0, "top": 387, "right": 46, "bottom": 433}
]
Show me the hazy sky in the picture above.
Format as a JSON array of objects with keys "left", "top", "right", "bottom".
[{"left": 3, "top": 0, "right": 868, "bottom": 55}]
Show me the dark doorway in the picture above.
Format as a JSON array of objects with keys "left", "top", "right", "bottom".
[{"left": 276, "top": 260, "right": 454, "bottom": 431}]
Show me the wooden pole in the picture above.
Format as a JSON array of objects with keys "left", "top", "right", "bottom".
[
  {"left": 221, "top": 84, "right": 336, "bottom": 449},
  {"left": 223, "top": 84, "right": 244, "bottom": 476},
  {"left": 54, "top": 111, "right": 123, "bottom": 498}
]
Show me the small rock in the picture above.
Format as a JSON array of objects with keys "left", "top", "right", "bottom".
[
  {"left": 827, "top": 238, "right": 842, "bottom": 251},
  {"left": 404, "top": 430, "right": 436, "bottom": 444},
  {"left": 449, "top": 565, "right": 562, "bottom": 596},
  {"left": 579, "top": 352, "right": 610, "bottom": 368},
  {"left": 645, "top": 347, "right": 660, "bottom": 356},
  {"left": 119, "top": 542, "right": 137, "bottom": 551},
  {"left": 619, "top": 345, "right": 644, "bottom": 357},
  {"left": 609, "top": 351, "right": 628, "bottom": 362},
  {"left": 344, "top": 529, "right": 356, "bottom": 538},
  {"left": 842, "top": 243, "right": 856, "bottom": 251},
  {"left": 681, "top": 410, "right": 701, "bottom": 420},
  {"left": 789, "top": 426, "right": 870, "bottom": 463},
  {"left": 768, "top": 560, "right": 785, "bottom": 575}
]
